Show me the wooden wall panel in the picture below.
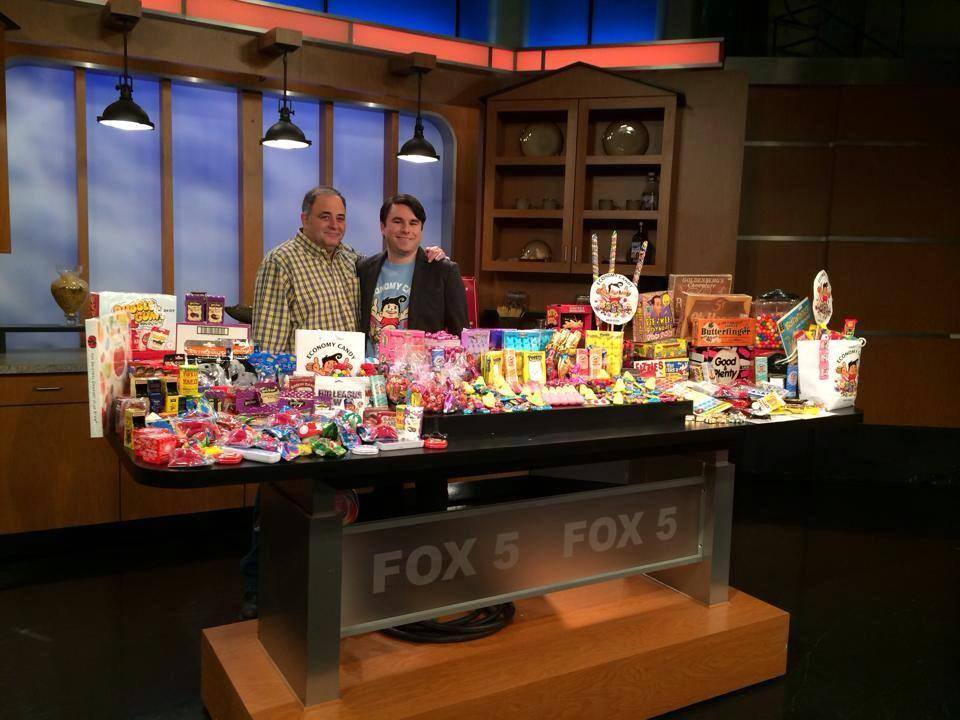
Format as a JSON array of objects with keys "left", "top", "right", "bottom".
[
  {"left": 734, "top": 240, "right": 826, "bottom": 298},
  {"left": 857, "top": 338, "right": 960, "bottom": 427},
  {"left": 668, "top": 70, "right": 749, "bottom": 277},
  {"left": 74, "top": 69, "right": 88, "bottom": 281},
  {"left": 319, "top": 101, "right": 334, "bottom": 186},
  {"left": 160, "top": 79, "right": 174, "bottom": 294},
  {"left": 827, "top": 241, "right": 960, "bottom": 334},
  {"left": 238, "top": 91, "right": 263, "bottom": 305},
  {"left": 383, "top": 110, "right": 399, "bottom": 200},
  {"left": 739, "top": 147, "right": 833, "bottom": 236},
  {"left": 120, "top": 468, "right": 244, "bottom": 521},
  {"left": 837, "top": 86, "right": 960, "bottom": 144},
  {"left": 745, "top": 86, "right": 838, "bottom": 142},
  {"left": 830, "top": 147, "right": 960, "bottom": 238},
  {"left": 0, "top": 29, "right": 9, "bottom": 254}
]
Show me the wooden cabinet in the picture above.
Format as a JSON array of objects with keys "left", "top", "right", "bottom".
[
  {"left": 120, "top": 467, "right": 244, "bottom": 521},
  {"left": 482, "top": 93, "right": 678, "bottom": 277},
  {"left": 0, "top": 371, "right": 245, "bottom": 534},
  {"left": 0, "top": 375, "right": 119, "bottom": 534}
]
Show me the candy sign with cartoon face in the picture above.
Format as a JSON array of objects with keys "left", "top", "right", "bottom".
[{"left": 589, "top": 273, "right": 639, "bottom": 326}]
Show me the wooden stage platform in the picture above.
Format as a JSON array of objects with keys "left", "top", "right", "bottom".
[{"left": 202, "top": 575, "right": 788, "bottom": 719}]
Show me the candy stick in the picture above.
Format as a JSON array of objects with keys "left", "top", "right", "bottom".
[
  {"left": 608, "top": 230, "right": 617, "bottom": 274},
  {"left": 590, "top": 233, "right": 599, "bottom": 280},
  {"left": 631, "top": 240, "right": 649, "bottom": 285}
]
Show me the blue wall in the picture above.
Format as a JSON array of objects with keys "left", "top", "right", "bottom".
[
  {"left": 1, "top": 65, "right": 454, "bottom": 348},
  {"left": 260, "top": 0, "right": 657, "bottom": 45},
  {"left": 87, "top": 72, "right": 163, "bottom": 295},
  {"left": 332, "top": 105, "right": 385, "bottom": 257},
  {"left": 172, "top": 83, "right": 239, "bottom": 304},
  {"left": 0, "top": 66, "right": 78, "bottom": 349},
  {"left": 262, "top": 97, "right": 321, "bottom": 255}
]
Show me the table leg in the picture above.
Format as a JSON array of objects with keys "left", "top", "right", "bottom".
[
  {"left": 647, "top": 449, "right": 734, "bottom": 605},
  {"left": 258, "top": 478, "right": 343, "bottom": 705}
]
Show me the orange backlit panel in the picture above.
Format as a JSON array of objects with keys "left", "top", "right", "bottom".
[
  {"left": 543, "top": 41, "right": 722, "bottom": 70},
  {"left": 515, "top": 50, "right": 543, "bottom": 72},
  {"left": 491, "top": 48, "right": 514, "bottom": 71},
  {"left": 185, "top": 0, "right": 350, "bottom": 43},
  {"left": 352, "top": 24, "right": 490, "bottom": 66},
  {"left": 142, "top": 0, "right": 182, "bottom": 12}
]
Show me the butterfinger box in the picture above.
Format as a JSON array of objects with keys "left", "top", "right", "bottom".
[
  {"left": 690, "top": 317, "right": 756, "bottom": 347},
  {"left": 689, "top": 346, "right": 755, "bottom": 385}
]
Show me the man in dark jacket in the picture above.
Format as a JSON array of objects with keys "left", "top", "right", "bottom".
[{"left": 358, "top": 194, "right": 468, "bottom": 357}]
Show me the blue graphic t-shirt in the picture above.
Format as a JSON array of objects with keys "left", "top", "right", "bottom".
[{"left": 367, "top": 259, "right": 415, "bottom": 357}]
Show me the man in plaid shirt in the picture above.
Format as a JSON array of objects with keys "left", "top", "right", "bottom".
[
  {"left": 242, "top": 185, "right": 445, "bottom": 619},
  {"left": 252, "top": 185, "right": 446, "bottom": 353}
]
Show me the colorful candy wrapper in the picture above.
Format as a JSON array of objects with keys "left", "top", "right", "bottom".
[
  {"left": 309, "top": 437, "right": 347, "bottom": 458},
  {"left": 591, "top": 233, "right": 600, "bottom": 280},
  {"left": 843, "top": 318, "right": 857, "bottom": 339}
]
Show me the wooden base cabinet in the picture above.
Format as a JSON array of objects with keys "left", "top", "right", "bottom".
[
  {"left": 0, "top": 402, "right": 119, "bottom": 534},
  {"left": 0, "top": 372, "right": 244, "bottom": 534}
]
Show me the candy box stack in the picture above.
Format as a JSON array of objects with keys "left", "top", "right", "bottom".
[
  {"left": 634, "top": 291, "right": 675, "bottom": 342},
  {"left": 90, "top": 291, "right": 177, "bottom": 354}
]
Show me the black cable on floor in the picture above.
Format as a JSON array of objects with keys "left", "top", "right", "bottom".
[{"left": 381, "top": 603, "right": 516, "bottom": 643}]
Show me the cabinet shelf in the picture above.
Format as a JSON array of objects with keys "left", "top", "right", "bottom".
[
  {"left": 492, "top": 209, "right": 565, "bottom": 219},
  {"left": 582, "top": 210, "right": 659, "bottom": 221},
  {"left": 585, "top": 155, "right": 663, "bottom": 166},
  {"left": 494, "top": 156, "right": 566, "bottom": 166},
  {"left": 482, "top": 94, "right": 676, "bottom": 277}
]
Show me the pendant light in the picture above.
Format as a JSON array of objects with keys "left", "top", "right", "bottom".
[
  {"left": 397, "top": 68, "right": 439, "bottom": 164},
  {"left": 97, "top": 19, "right": 154, "bottom": 132},
  {"left": 261, "top": 50, "right": 311, "bottom": 150}
]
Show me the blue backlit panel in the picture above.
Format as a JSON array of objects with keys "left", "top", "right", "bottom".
[
  {"left": 457, "top": 0, "right": 492, "bottom": 41},
  {"left": 273, "top": 0, "right": 324, "bottom": 10},
  {"left": 172, "top": 83, "right": 239, "bottom": 304},
  {"left": 87, "top": 72, "right": 162, "bottom": 295},
  {"left": 263, "top": 97, "right": 321, "bottom": 255},
  {"left": 526, "top": 0, "right": 588, "bottom": 46},
  {"left": 592, "top": 0, "right": 658, "bottom": 43},
  {"left": 0, "top": 66, "right": 78, "bottom": 349},
  {"left": 327, "top": 0, "right": 456, "bottom": 36},
  {"left": 332, "top": 105, "right": 384, "bottom": 258},
  {"left": 397, "top": 115, "right": 448, "bottom": 254}
]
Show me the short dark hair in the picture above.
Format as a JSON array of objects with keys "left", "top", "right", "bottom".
[
  {"left": 302, "top": 186, "right": 346, "bottom": 214},
  {"left": 380, "top": 194, "right": 426, "bottom": 226}
]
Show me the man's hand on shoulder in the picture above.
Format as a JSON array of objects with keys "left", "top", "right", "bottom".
[{"left": 424, "top": 246, "right": 447, "bottom": 263}]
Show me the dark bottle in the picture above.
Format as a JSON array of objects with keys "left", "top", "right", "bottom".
[{"left": 630, "top": 221, "right": 648, "bottom": 262}]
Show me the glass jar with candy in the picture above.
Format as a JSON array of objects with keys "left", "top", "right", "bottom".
[{"left": 753, "top": 288, "right": 801, "bottom": 351}]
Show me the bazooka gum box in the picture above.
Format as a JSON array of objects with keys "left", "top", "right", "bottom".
[{"left": 689, "top": 346, "right": 755, "bottom": 386}]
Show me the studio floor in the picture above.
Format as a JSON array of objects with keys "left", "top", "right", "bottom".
[{"left": 1, "top": 426, "right": 958, "bottom": 720}]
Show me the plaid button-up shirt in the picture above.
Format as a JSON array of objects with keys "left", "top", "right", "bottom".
[{"left": 252, "top": 230, "right": 361, "bottom": 354}]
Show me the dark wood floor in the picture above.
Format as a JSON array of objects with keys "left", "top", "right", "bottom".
[{"left": 1, "top": 425, "right": 958, "bottom": 720}]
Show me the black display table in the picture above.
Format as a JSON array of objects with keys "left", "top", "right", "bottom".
[{"left": 110, "top": 404, "right": 862, "bottom": 714}]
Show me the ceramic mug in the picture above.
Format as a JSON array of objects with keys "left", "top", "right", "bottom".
[
  {"left": 598, "top": 198, "right": 614, "bottom": 210},
  {"left": 542, "top": 198, "right": 560, "bottom": 210},
  {"left": 625, "top": 198, "right": 641, "bottom": 210},
  {"left": 515, "top": 197, "right": 531, "bottom": 210}
]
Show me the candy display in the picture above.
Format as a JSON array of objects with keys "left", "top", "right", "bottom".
[{"left": 87, "top": 268, "right": 857, "bottom": 477}]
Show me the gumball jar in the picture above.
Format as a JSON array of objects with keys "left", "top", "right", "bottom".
[{"left": 753, "top": 289, "right": 801, "bottom": 351}]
